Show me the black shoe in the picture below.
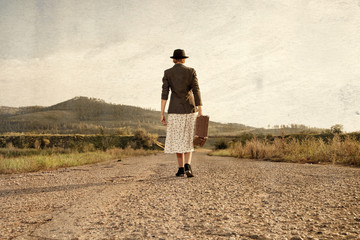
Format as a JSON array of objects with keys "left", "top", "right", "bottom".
[
  {"left": 184, "top": 163, "right": 194, "bottom": 178},
  {"left": 176, "top": 167, "right": 185, "bottom": 177}
]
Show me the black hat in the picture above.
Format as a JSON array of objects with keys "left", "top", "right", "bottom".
[{"left": 170, "top": 49, "right": 189, "bottom": 59}]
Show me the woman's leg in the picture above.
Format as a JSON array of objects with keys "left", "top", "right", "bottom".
[
  {"left": 184, "top": 152, "right": 194, "bottom": 177},
  {"left": 184, "top": 152, "right": 192, "bottom": 164},
  {"left": 175, "top": 153, "right": 185, "bottom": 177},
  {"left": 176, "top": 153, "right": 184, "bottom": 167}
]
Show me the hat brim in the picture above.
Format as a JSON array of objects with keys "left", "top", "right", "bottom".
[{"left": 170, "top": 56, "right": 189, "bottom": 59}]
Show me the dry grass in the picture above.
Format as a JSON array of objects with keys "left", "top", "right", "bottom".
[
  {"left": 213, "top": 135, "right": 360, "bottom": 166},
  {"left": 208, "top": 149, "right": 236, "bottom": 157},
  {"left": 0, "top": 147, "right": 159, "bottom": 174}
]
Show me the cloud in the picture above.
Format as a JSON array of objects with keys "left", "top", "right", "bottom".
[{"left": 1, "top": 0, "right": 360, "bottom": 131}]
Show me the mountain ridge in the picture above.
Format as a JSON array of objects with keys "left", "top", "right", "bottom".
[{"left": 0, "top": 96, "right": 256, "bottom": 135}]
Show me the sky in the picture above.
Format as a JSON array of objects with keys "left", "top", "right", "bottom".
[{"left": 1, "top": 0, "right": 360, "bottom": 131}]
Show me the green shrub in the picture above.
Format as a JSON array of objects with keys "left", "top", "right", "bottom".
[
  {"left": 214, "top": 139, "right": 229, "bottom": 150},
  {"left": 41, "top": 138, "right": 50, "bottom": 149},
  {"left": 0, "top": 133, "right": 160, "bottom": 151},
  {"left": 132, "top": 128, "right": 158, "bottom": 150}
]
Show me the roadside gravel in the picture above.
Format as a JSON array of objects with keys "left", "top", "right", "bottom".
[{"left": 0, "top": 151, "right": 359, "bottom": 239}]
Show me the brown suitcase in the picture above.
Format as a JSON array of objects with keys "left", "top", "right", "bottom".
[{"left": 193, "top": 115, "right": 210, "bottom": 147}]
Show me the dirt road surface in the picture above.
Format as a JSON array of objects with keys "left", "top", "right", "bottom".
[{"left": 1, "top": 151, "right": 359, "bottom": 239}]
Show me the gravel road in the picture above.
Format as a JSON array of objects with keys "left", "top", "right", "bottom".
[{"left": 1, "top": 151, "right": 359, "bottom": 240}]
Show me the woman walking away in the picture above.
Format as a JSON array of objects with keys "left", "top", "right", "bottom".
[{"left": 160, "top": 49, "right": 203, "bottom": 178}]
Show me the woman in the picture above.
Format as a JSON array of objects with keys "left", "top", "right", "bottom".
[{"left": 160, "top": 49, "right": 202, "bottom": 177}]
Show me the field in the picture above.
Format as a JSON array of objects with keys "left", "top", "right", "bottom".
[
  {"left": 0, "top": 129, "right": 160, "bottom": 174},
  {"left": 210, "top": 133, "right": 360, "bottom": 167},
  {"left": 0, "top": 147, "right": 159, "bottom": 174},
  {"left": 1, "top": 119, "right": 359, "bottom": 175}
]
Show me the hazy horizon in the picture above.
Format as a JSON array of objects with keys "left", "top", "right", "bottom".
[{"left": 1, "top": 0, "right": 360, "bottom": 131}]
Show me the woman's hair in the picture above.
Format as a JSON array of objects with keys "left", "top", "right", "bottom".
[{"left": 173, "top": 58, "right": 186, "bottom": 64}]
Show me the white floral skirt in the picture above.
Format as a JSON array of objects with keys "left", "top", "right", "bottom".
[{"left": 164, "top": 113, "right": 197, "bottom": 154}]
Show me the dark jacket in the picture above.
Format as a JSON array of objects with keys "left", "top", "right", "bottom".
[{"left": 161, "top": 64, "right": 202, "bottom": 114}]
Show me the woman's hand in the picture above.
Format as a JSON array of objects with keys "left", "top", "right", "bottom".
[
  {"left": 197, "top": 106, "right": 203, "bottom": 116},
  {"left": 160, "top": 100, "right": 167, "bottom": 125},
  {"left": 160, "top": 114, "right": 167, "bottom": 126}
]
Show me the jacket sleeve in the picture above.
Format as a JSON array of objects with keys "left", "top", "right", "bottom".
[
  {"left": 192, "top": 69, "right": 202, "bottom": 106},
  {"left": 161, "top": 71, "right": 169, "bottom": 100}
]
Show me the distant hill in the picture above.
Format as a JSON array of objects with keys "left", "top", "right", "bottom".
[
  {"left": 0, "top": 96, "right": 256, "bottom": 135},
  {"left": 0, "top": 106, "right": 45, "bottom": 116}
]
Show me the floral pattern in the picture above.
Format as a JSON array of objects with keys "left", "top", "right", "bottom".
[{"left": 164, "top": 113, "right": 197, "bottom": 154}]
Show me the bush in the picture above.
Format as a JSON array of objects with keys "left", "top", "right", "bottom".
[
  {"left": 0, "top": 134, "right": 133, "bottom": 151},
  {"left": 132, "top": 128, "right": 158, "bottom": 150},
  {"left": 231, "top": 135, "right": 360, "bottom": 166},
  {"left": 330, "top": 124, "right": 343, "bottom": 134},
  {"left": 214, "top": 139, "right": 229, "bottom": 150}
]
